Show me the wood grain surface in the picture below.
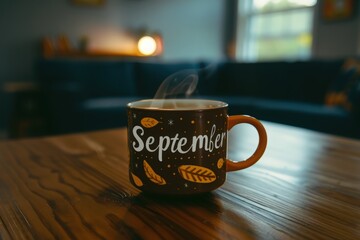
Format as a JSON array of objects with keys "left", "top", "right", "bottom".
[{"left": 0, "top": 122, "right": 359, "bottom": 239}]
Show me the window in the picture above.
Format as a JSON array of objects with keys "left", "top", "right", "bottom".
[{"left": 236, "top": 0, "right": 317, "bottom": 61}]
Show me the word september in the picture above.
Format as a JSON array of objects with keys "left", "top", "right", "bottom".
[{"left": 132, "top": 124, "right": 226, "bottom": 162}]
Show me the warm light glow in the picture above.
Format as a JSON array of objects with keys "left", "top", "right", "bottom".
[{"left": 138, "top": 36, "right": 157, "bottom": 56}]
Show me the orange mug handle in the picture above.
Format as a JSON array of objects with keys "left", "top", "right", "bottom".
[{"left": 226, "top": 115, "right": 267, "bottom": 172}]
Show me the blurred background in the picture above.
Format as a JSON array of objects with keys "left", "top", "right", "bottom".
[{"left": 0, "top": 0, "right": 359, "bottom": 139}]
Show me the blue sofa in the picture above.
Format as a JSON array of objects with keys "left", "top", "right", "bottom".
[{"left": 38, "top": 59, "right": 360, "bottom": 139}]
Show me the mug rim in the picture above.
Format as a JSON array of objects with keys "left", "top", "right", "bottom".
[{"left": 127, "top": 99, "right": 228, "bottom": 111}]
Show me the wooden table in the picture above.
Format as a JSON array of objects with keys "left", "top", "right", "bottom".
[{"left": 0, "top": 122, "right": 359, "bottom": 239}]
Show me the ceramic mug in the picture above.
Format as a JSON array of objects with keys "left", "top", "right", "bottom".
[{"left": 127, "top": 99, "right": 267, "bottom": 195}]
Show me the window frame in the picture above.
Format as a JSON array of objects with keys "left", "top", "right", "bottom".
[{"left": 236, "top": 0, "right": 317, "bottom": 62}]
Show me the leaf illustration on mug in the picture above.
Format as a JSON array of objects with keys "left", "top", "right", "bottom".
[
  {"left": 217, "top": 158, "right": 224, "bottom": 169},
  {"left": 143, "top": 160, "right": 167, "bottom": 185},
  {"left": 141, "top": 117, "right": 160, "bottom": 128},
  {"left": 131, "top": 172, "right": 144, "bottom": 187},
  {"left": 178, "top": 165, "right": 216, "bottom": 183}
]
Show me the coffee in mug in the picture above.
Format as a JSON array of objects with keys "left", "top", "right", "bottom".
[{"left": 127, "top": 99, "right": 267, "bottom": 195}]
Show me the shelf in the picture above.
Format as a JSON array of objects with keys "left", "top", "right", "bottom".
[{"left": 43, "top": 50, "right": 158, "bottom": 59}]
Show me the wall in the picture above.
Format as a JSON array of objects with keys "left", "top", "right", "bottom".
[
  {"left": 121, "top": 0, "right": 226, "bottom": 61},
  {"left": 312, "top": 0, "right": 360, "bottom": 58},
  {"left": 0, "top": 0, "right": 225, "bottom": 85},
  {"left": 0, "top": 0, "right": 225, "bottom": 137}
]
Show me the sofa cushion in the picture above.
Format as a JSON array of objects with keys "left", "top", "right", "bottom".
[
  {"left": 325, "top": 58, "right": 360, "bottom": 115},
  {"left": 251, "top": 99, "right": 358, "bottom": 138},
  {"left": 214, "top": 60, "right": 342, "bottom": 103},
  {"left": 199, "top": 95, "right": 358, "bottom": 138},
  {"left": 214, "top": 61, "right": 298, "bottom": 99},
  {"left": 38, "top": 59, "right": 136, "bottom": 98},
  {"left": 195, "top": 95, "right": 256, "bottom": 115},
  {"left": 287, "top": 60, "right": 342, "bottom": 103},
  {"left": 81, "top": 97, "right": 142, "bottom": 110},
  {"left": 348, "top": 77, "right": 360, "bottom": 121},
  {"left": 76, "top": 97, "right": 143, "bottom": 131},
  {"left": 134, "top": 62, "right": 201, "bottom": 98},
  {"left": 197, "top": 63, "right": 226, "bottom": 95}
]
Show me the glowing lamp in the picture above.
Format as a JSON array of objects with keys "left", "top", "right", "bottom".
[{"left": 138, "top": 36, "right": 157, "bottom": 56}]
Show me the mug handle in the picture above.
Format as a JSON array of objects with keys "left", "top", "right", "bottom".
[{"left": 226, "top": 115, "right": 267, "bottom": 172}]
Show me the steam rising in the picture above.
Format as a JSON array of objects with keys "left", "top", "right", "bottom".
[
  {"left": 153, "top": 69, "right": 199, "bottom": 99},
  {"left": 150, "top": 64, "right": 216, "bottom": 109}
]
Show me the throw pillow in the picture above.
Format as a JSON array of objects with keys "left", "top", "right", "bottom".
[{"left": 325, "top": 58, "right": 360, "bottom": 112}]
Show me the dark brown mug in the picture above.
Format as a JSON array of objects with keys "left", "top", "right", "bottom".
[{"left": 127, "top": 99, "right": 267, "bottom": 195}]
